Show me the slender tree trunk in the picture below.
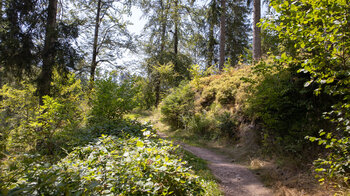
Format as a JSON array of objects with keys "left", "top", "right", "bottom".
[
  {"left": 207, "top": 0, "right": 216, "bottom": 68},
  {"left": 174, "top": 22, "right": 178, "bottom": 55},
  {"left": 174, "top": 0, "right": 178, "bottom": 55},
  {"left": 159, "top": 0, "right": 166, "bottom": 53},
  {"left": 155, "top": 0, "right": 168, "bottom": 106},
  {"left": 219, "top": 0, "right": 226, "bottom": 71},
  {"left": 0, "top": 0, "right": 3, "bottom": 92},
  {"left": 253, "top": 0, "right": 261, "bottom": 61},
  {"left": 90, "top": 0, "right": 102, "bottom": 88},
  {"left": 38, "top": 0, "right": 58, "bottom": 105},
  {"left": 154, "top": 76, "right": 161, "bottom": 106}
]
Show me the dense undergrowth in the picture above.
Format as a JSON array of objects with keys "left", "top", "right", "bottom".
[
  {"left": 161, "top": 62, "right": 330, "bottom": 156},
  {"left": 0, "top": 72, "right": 221, "bottom": 195},
  {"left": 160, "top": 60, "right": 347, "bottom": 192}
]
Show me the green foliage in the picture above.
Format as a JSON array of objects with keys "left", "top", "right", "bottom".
[
  {"left": 246, "top": 63, "right": 328, "bottom": 154},
  {"left": 306, "top": 105, "right": 350, "bottom": 186},
  {"left": 142, "top": 51, "right": 193, "bottom": 107},
  {"left": 161, "top": 66, "right": 250, "bottom": 140},
  {"left": 188, "top": 64, "right": 202, "bottom": 88},
  {"left": 153, "top": 62, "right": 179, "bottom": 89},
  {"left": 197, "top": 67, "right": 251, "bottom": 108},
  {"left": 216, "top": 111, "right": 238, "bottom": 139},
  {"left": 225, "top": 0, "right": 251, "bottom": 66},
  {"left": 2, "top": 134, "right": 206, "bottom": 195},
  {"left": 0, "top": 72, "right": 85, "bottom": 156},
  {"left": 186, "top": 110, "right": 238, "bottom": 140},
  {"left": 261, "top": 27, "right": 280, "bottom": 56},
  {"left": 160, "top": 82, "right": 195, "bottom": 130},
  {"left": 90, "top": 74, "right": 138, "bottom": 124},
  {"left": 0, "top": 82, "right": 37, "bottom": 155},
  {"left": 266, "top": 0, "right": 350, "bottom": 185},
  {"left": 132, "top": 77, "right": 156, "bottom": 109},
  {"left": 186, "top": 112, "right": 213, "bottom": 136}
]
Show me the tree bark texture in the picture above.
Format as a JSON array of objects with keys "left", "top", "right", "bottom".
[
  {"left": 90, "top": 0, "right": 102, "bottom": 87},
  {"left": 219, "top": 0, "right": 226, "bottom": 71},
  {"left": 253, "top": 0, "right": 261, "bottom": 61},
  {"left": 174, "top": 0, "right": 178, "bottom": 55},
  {"left": 38, "top": 0, "right": 57, "bottom": 104},
  {"left": 207, "top": 0, "right": 216, "bottom": 68}
]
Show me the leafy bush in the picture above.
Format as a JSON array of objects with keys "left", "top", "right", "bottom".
[
  {"left": 186, "top": 112, "right": 213, "bottom": 137},
  {"left": 134, "top": 77, "right": 156, "bottom": 109},
  {"left": 0, "top": 82, "right": 38, "bottom": 155},
  {"left": 246, "top": 63, "right": 331, "bottom": 155},
  {"left": 186, "top": 109, "right": 238, "bottom": 141},
  {"left": 0, "top": 72, "right": 85, "bottom": 156},
  {"left": 266, "top": 0, "right": 350, "bottom": 184},
  {"left": 216, "top": 111, "right": 238, "bottom": 139},
  {"left": 160, "top": 82, "right": 195, "bottom": 130},
  {"left": 3, "top": 134, "right": 206, "bottom": 195},
  {"left": 85, "top": 119, "right": 154, "bottom": 140},
  {"left": 196, "top": 66, "right": 252, "bottom": 110},
  {"left": 90, "top": 75, "right": 138, "bottom": 124},
  {"left": 161, "top": 65, "right": 251, "bottom": 141}
]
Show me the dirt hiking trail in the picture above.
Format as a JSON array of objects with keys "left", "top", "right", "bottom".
[
  {"left": 157, "top": 132, "right": 273, "bottom": 196},
  {"left": 183, "top": 144, "right": 272, "bottom": 196}
]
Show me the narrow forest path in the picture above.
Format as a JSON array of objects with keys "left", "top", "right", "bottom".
[{"left": 157, "top": 131, "right": 273, "bottom": 196}]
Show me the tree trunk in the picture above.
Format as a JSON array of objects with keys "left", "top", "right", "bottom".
[
  {"left": 90, "top": 0, "right": 102, "bottom": 88},
  {"left": 0, "top": 0, "right": 3, "bottom": 93},
  {"left": 207, "top": 0, "right": 216, "bottom": 68},
  {"left": 159, "top": 0, "right": 167, "bottom": 53},
  {"left": 155, "top": 0, "right": 168, "bottom": 107},
  {"left": 154, "top": 74, "right": 161, "bottom": 106},
  {"left": 253, "top": 0, "right": 261, "bottom": 61},
  {"left": 219, "top": 0, "right": 226, "bottom": 71},
  {"left": 174, "top": 0, "right": 178, "bottom": 55},
  {"left": 38, "top": 0, "right": 58, "bottom": 105}
]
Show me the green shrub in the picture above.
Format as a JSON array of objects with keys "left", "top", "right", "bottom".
[
  {"left": 160, "top": 82, "right": 195, "bottom": 130},
  {"left": 3, "top": 134, "right": 206, "bottom": 195},
  {"left": 90, "top": 75, "right": 138, "bottom": 124},
  {"left": 0, "top": 72, "right": 85, "bottom": 156},
  {"left": 186, "top": 112, "right": 213, "bottom": 137},
  {"left": 246, "top": 64, "right": 330, "bottom": 155},
  {"left": 134, "top": 77, "right": 156, "bottom": 109},
  {"left": 266, "top": 0, "right": 350, "bottom": 185},
  {"left": 186, "top": 110, "right": 238, "bottom": 141},
  {"left": 0, "top": 82, "right": 38, "bottom": 154},
  {"left": 161, "top": 65, "right": 251, "bottom": 141},
  {"left": 216, "top": 111, "right": 238, "bottom": 139},
  {"left": 196, "top": 66, "right": 252, "bottom": 110}
]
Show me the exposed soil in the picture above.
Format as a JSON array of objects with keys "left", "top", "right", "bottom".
[{"left": 157, "top": 131, "right": 273, "bottom": 196}]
